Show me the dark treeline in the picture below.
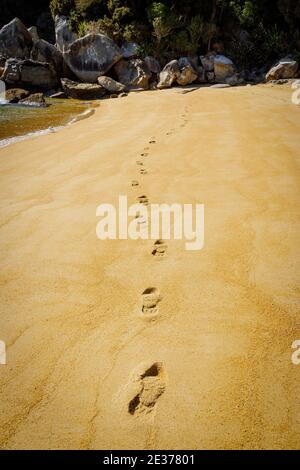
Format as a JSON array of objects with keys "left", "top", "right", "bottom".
[{"left": 1, "top": 1, "right": 300, "bottom": 67}]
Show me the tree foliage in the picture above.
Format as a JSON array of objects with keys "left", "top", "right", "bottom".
[{"left": 1, "top": 0, "right": 299, "bottom": 67}]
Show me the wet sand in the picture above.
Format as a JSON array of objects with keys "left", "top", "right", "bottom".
[{"left": 0, "top": 84, "right": 299, "bottom": 449}]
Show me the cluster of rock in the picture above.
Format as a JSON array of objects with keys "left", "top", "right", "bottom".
[{"left": 0, "top": 16, "right": 299, "bottom": 104}]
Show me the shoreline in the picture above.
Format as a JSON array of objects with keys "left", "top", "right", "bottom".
[{"left": 0, "top": 100, "right": 97, "bottom": 149}]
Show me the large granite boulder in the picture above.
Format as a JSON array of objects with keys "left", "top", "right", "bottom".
[
  {"left": 98, "top": 76, "right": 125, "bottom": 93},
  {"left": 214, "top": 55, "right": 235, "bottom": 82},
  {"left": 31, "top": 39, "right": 64, "bottom": 77},
  {"left": 177, "top": 57, "right": 198, "bottom": 86},
  {"left": 144, "top": 56, "right": 161, "bottom": 74},
  {"left": 0, "top": 18, "right": 33, "bottom": 59},
  {"left": 266, "top": 58, "right": 298, "bottom": 82},
  {"left": 2, "top": 58, "right": 58, "bottom": 90},
  {"left": 55, "top": 15, "right": 77, "bottom": 53},
  {"left": 158, "top": 59, "right": 197, "bottom": 88},
  {"left": 157, "top": 60, "right": 180, "bottom": 89},
  {"left": 113, "top": 58, "right": 151, "bottom": 89},
  {"left": 64, "top": 33, "right": 122, "bottom": 83},
  {"left": 61, "top": 78, "right": 106, "bottom": 99},
  {"left": 200, "top": 53, "right": 215, "bottom": 72}
]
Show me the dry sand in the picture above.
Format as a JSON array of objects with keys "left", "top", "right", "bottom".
[{"left": 0, "top": 84, "right": 299, "bottom": 450}]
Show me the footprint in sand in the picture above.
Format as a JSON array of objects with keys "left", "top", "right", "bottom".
[
  {"left": 140, "top": 152, "right": 149, "bottom": 157},
  {"left": 132, "top": 180, "right": 139, "bottom": 187},
  {"left": 149, "top": 138, "right": 156, "bottom": 144},
  {"left": 137, "top": 195, "right": 149, "bottom": 206},
  {"left": 152, "top": 239, "right": 167, "bottom": 257},
  {"left": 135, "top": 212, "right": 147, "bottom": 225},
  {"left": 141, "top": 287, "right": 161, "bottom": 315},
  {"left": 128, "top": 362, "right": 166, "bottom": 416},
  {"left": 140, "top": 168, "right": 148, "bottom": 175},
  {"left": 136, "top": 160, "right": 144, "bottom": 166}
]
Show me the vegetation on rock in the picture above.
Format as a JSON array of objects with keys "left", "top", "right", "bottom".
[{"left": 1, "top": 1, "right": 299, "bottom": 68}]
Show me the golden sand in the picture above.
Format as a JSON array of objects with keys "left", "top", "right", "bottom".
[{"left": 0, "top": 84, "right": 299, "bottom": 449}]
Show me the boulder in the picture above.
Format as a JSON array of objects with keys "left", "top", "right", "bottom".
[
  {"left": 19, "top": 93, "right": 46, "bottom": 107},
  {"left": 266, "top": 58, "right": 298, "bottom": 82},
  {"left": 30, "top": 39, "right": 64, "bottom": 77},
  {"left": 157, "top": 60, "right": 180, "bottom": 89},
  {"left": 2, "top": 58, "right": 58, "bottom": 90},
  {"left": 214, "top": 55, "right": 235, "bottom": 82},
  {"left": 177, "top": 57, "right": 197, "bottom": 86},
  {"left": 200, "top": 54, "right": 215, "bottom": 72},
  {"left": 188, "top": 56, "right": 206, "bottom": 83},
  {"left": 61, "top": 78, "right": 106, "bottom": 99},
  {"left": 113, "top": 58, "right": 151, "bottom": 89},
  {"left": 55, "top": 15, "right": 77, "bottom": 53},
  {"left": 0, "top": 18, "right": 33, "bottom": 59},
  {"left": 5, "top": 87, "right": 30, "bottom": 103},
  {"left": 28, "top": 26, "right": 39, "bottom": 42},
  {"left": 144, "top": 56, "right": 161, "bottom": 75},
  {"left": 64, "top": 33, "right": 122, "bottom": 83},
  {"left": 121, "top": 42, "right": 139, "bottom": 58},
  {"left": 97, "top": 76, "right": 125, "bottom": 93}
]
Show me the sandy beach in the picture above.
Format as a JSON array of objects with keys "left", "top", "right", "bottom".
[{"left": 0, "top": 84, "right": 299, "bottom": 450}]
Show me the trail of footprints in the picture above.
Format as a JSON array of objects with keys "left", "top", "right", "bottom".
[{"left": 125, "top": 115, "right": 189, "bottom": 415}]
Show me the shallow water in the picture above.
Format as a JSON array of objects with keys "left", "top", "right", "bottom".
[{"left": 0, "top": 98, "right": 90, "bottom": 143}]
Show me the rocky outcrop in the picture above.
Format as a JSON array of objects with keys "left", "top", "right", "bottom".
[
  {"left": 97, "top": 76, "right": 125, "bottom": 93},
  {"left": 266, "top": 58, "right": 298, "bottom": 82},
  {"left": 2, "top": 58, "right": 58, "bottom": 90},
  {"left": 113, "top": 59, "right": 151, "bottom": 89},
  {"left": 64, "top": 34, "right": 122, "bottom": 83},
  {"left": 0, "top": 18, "right": 33, "bottom": 59},
  {"left": 61, "top": 78, "right": 106, "bottom": 99},
  {"left": 5, "top": 88, "right": 30, "bottom": 103},
  {"left": 31, "top": 39, "right": 64, "bottom": 77},
  {"left": 19, "top": 93, "right": 46, "bottom": 107},
  {"left": 214, "top": 55, "right": 235, "bottom": 82},
  {"left": 54, "top": 15, "right": 77, "bottom": 54}
]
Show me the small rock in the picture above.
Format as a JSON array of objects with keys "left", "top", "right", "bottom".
[
  {"left": 5, "top": 88, "right": 30, "bottom": 103},
  {"left": 97, "top": 76, "right": 125, "bottom": 93},
  {"left": 19, "top": 93, "right": 47, "bottom": 107}
]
